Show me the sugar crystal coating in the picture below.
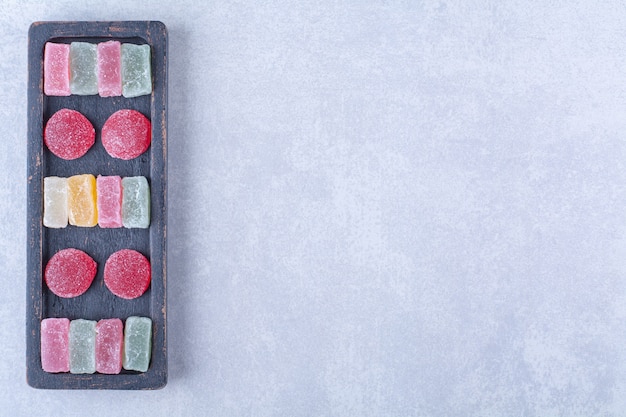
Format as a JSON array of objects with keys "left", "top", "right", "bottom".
[
  {"left": 69, "top": 319, "right": 96, "bottom": 374},
  {"left": 97, "top": 175, "right": 122, "bottom": 228},
  {"left": 43, "top": 176, "right": 68, "bottom": 228},
  {"left": 45, "top": 248, "right": 97, "bottom": 298},
  {"left": 123, "top": 317, "right": 152, "bottom": 372},
  {"left": 101, "top": 109, "right": 151, "bottom": 160},
  {"left": 44, "top": 109, "right": 95, "bottom": 160},
  {"left": 96, "top": 319, "right": 123, "bottom": 374},
  {"left": 104, "top": 249, "right": 151, "bottom": 299},
  {"left": 121, "top": 43, "right": 152, "bottom": 97},
  {"left": 70, "top": 42, "right": 98, "bottom": 95},
  {"left": 41, "top": 318, "right": 70, "bottom": 373},
  {"left": 44, "top": 43, "right": 70, "bottom": 96},
  {"left": 68, "top": 174, "right": 97, "bottom": 227},
  {"left": 122, "top": 176, "right": 150, "bottom": 228},
  {"left": 97, "top": 41, "right": 122, "bottom": 97}
]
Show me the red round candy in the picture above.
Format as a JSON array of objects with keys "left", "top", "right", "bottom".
[
  {"left": 101, "top": 110, "right": 151, "bottom": 160},
  {"left": 45, "top": 248, "right": 97, "bottom": 298},
  {"left": 104, "top": 249, "right": 151, "bottom": 299},
  {"left": 44, "top": 109, "right": 95, "bottom": 160}
]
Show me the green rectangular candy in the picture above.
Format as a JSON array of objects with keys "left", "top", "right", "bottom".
[
  {"left": 123, "top": 316, "right": 152, "bottom": 372},
  {"left": 122, "top": 176, "right": 150, "bottom": 228},
  {"left": 69, "top": 319, "right": 96, "bottom": 374},
  {"left": 70, "top": 42, "right": 98, "bottom": 95},
  {"left": 121, "top": 43, "right": 152, "bottom": 98}
]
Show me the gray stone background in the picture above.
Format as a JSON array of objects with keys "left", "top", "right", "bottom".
[{"left": 2, "top": 1, "right": 626, "bottom": 416}]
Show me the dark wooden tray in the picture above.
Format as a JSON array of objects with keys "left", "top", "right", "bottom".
[{"left": 27, "top": 21, "right": 167, "bottom": 389}]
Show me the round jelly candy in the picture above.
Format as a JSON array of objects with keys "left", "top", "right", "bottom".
[
  {"left": 45, "top": 248, "right": 97, "bottom": 298},
  {"left": 104, "top": 249, "right": 151, "bottom": 299},
  {"left": 44, "top": 109, "right": 95, "bottom": 160},
  {"left": 101, "top": 109, "right": 151, "bottom": 160}
]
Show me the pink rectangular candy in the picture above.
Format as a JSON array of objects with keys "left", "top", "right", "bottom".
[
  {"left": 96, "top": 319, "right": 123, "bottom": 374},
  {"left": 97, "top": 175, "right": 122, "bottom": 228},
  {"left": 97, "top": 41, "right": 122, "bottom": 97},
  {"left": 41, "top": 318, "right": 70, "bottom": 373},
  {"left": 43, "top": 42, "right": 71, "bottom": 96}
]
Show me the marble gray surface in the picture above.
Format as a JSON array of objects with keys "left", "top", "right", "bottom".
[{"left": 2, "top": 1, "right": 626, "bottom": 415}]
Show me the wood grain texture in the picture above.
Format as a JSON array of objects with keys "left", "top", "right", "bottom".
[{"left": 27, "top": 21, "right": 167, "bottom": 390}]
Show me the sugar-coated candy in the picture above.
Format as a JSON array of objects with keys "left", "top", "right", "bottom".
[
  {"left": 121, "top": 43, "right": 151, "bottom": 98},
  {"left": 123, "top": 316, "right": 152, "bottom": 372},
  {"left": 96, "top": 319, "right": 123, "bottom": 374},
  {"left": 41, "top": 318, "right": 70, "bottom": 373},
  {"left": 97, "top": 41, "right": 122, "bottom": 97},
  {"left": 43, "top": 177, "right": 68, "bottom": 228},
  {"left": 122, "top": 176, "right": 150, "bottom": 228},
  {"left": 44, "top": 42, "right": 71, "bottom": 96},
  {"left": 97, "top": 175, "right": 122, "bottom": 228},
  {"left": 44, "top": 109, "right": 95, "bottom": 160},
  {"left": 44, "top": 41, "right": 153, "bottom": 97},
  {"left": 68, "top": 174, "right": 97, "bottom": 227},
  {"left": 104, "top": 249, "right": 151, "bottom": 299},
  {"left": 70, "top": 42, "right": 98, "bottom": 95},
  {"left": 69, "top": 319, "right": 96, "bottom": 374},
  {"left": 101, "top": 109, "right": 151, "bottom": 160},
  {"left": 45, "top": 248, "right": 97, "bottom": 298}
]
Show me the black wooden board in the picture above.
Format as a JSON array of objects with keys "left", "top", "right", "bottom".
[{"left": 27, "top": 21, "right": 167, "bottom": 389}]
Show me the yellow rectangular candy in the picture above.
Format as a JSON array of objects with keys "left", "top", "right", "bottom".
[{"left": 67, "top": 174, "right": 97, "bottom": 227}]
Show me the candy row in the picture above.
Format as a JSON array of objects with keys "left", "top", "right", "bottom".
[
  {"left": 44, "top": 175, "right": 149, "bottom": 229},
  {"left": 41, "top": 316, "right": 152, "bottom": 374},
  {"left": 44, "top": 41, "right": 151, "bottom": 98},
  {"left": 46, "top": 248, "right": 151, "bottom": 299},
  {"left": 45, "top": 108, "right": 151, "bottom": 161}
]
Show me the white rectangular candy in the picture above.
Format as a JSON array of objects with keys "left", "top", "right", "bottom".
[{"left": 43, "top": 176, "right": 68, "bottom": 228}]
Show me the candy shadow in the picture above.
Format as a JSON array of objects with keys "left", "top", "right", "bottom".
[{"left": 165, "top": 24, "right": 191, "bottom": 382}]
